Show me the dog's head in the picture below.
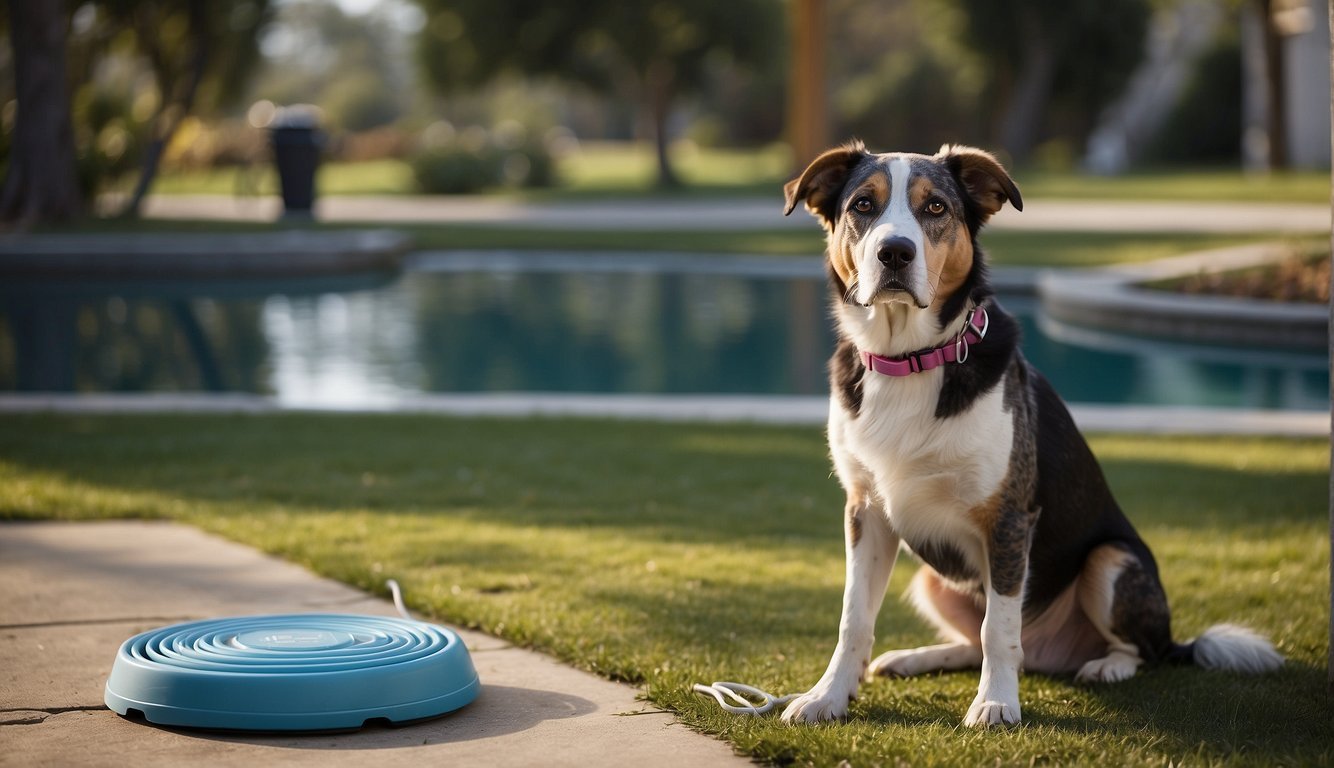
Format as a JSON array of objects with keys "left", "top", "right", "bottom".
[{"left": 784, "top": 142, "right": 1022, "bottom": 313}]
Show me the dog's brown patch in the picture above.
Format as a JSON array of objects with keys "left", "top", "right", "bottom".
[
  {"left": 936, "top": 144, "right": 1024, "bottom": 221},
  {"left": 828, "top": 169, "right": 891, "bottom": 288},
  {"left": 905, "top": 174, "right": 974, "bottom": 312},
  {"left": 854, "top": 171, "right": 891, "bottom": 207},
  {"left": 963, "top": 483, "right": 1028, "bottom": 598},
  {"left": 906, "top": 175, "right": 936, "bottom": 210},
  {"left": 964, "top": 364, "right": 1040, "bottom": 597},
  {"left": 845, "top": 489, "right": 869, "bottom": 548},
  {"left": 846, "top": 504, "right": 863, "bottom": 548},
  {"left": 783, "top": 142, "right": 870, "bottom": 231},
  {"left": 930, "top": 234, "right": 973, "bottom": 310}
]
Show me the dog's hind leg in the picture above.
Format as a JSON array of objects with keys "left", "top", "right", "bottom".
[
  {"left": 869, "top": 567, "right": 983, "bottom": 677},
  {"left": 1074, "top": 543, "right": 1172, "bottom": 683}
]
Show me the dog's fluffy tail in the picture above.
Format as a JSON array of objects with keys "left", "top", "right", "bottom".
[{"left": 1168, "top": 624, "right": 1283, "bottom": 674}]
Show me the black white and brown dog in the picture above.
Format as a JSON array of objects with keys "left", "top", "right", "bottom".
[{"left": 778, "top": 141, "right": 1282, "bottom": 727}]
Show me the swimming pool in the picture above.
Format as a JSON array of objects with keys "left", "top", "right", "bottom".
[{"left": 1, "top": 254, "right": 1326, "bottom": 410}]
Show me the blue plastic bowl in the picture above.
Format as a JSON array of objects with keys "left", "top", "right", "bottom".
[{"left": 104, "top": 614, "right": 479, "bottom": 732}]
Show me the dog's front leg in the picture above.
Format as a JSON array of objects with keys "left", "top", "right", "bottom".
[
  {"left": 963, "top": 519, "right": 1030, "bottom": 727},
  {"left": 782, "top": 494, "right": 898, "bottom": 723}
]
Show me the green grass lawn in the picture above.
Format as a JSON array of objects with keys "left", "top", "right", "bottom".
[
  {"left": 144, "top": 142, "right": 1331, "bottom": 204},
  {"left": 149, "top": 158, "right": 416, "bottom": 198},
  {"left": 0, "top": 413, "right": 1328, "bottom": 766},
  {"left": 143, "top": 143, "right": 794, "bottom": 200},
  {"left": 1018, "top": 168, "right": 1331, "bottom": 205}
]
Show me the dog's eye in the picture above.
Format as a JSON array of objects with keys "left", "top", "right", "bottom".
[
  {"left": 852, "top": 197, "right": 874, "bottom": 215},
  {"left": 925, "top": 199, "right": 947, "bottom": 216}
]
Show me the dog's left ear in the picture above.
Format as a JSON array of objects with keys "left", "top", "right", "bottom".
[
  {"left": 783, "top": 140, "right": 869, "bottom": 230},
  {"left": 937, "top": 144, "right": 1023, "bottom": 223}
]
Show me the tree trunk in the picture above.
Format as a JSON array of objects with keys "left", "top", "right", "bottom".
[
  {"left": 1259, "top": 0, "right": 1290, "bottom": 170},
  {"left": 0, "top": 0, "right": 82, "bottom": 226},
  {"left": 645, "top": 59, "right": 680, "bottom": 188},
  {"left": 996, "top": 19, "right": 1056, "bottom": 165},
  {"left": 787, "top": 0, "right": 828, "bottom": 170},
  {"left": 119, "top": 0, "right": 210, "bottom": 218}
]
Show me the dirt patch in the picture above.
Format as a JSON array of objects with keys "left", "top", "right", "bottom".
[{"left": 1156, "top": 245, "right": 1330, "bottom": 304}]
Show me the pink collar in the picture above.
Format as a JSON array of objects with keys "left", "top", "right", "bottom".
[{"left": 860, "top": 306, "right": 990, "bottom": 377}]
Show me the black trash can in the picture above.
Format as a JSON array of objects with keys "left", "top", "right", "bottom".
[{"left": 270, "top": 106, "right": 323, "bottom": 217}]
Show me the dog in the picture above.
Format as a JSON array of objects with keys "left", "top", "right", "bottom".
[{"left": 778, "top": 141, "right": 1283, "bottom": 727}]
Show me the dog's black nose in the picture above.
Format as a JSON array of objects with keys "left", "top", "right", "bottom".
[{"left": 877, "top": 237, "right": 916, "bottom": 269}]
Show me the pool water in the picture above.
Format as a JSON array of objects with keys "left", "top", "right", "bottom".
[{"left": 0, "top": 263, "right": 1327, "bottom": 410}]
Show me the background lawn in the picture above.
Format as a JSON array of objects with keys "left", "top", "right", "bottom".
[
  {"left": 143, "top": 143, "right": 1332, "bottom": 204},
  {"left": 0, "top": 413, "right": 1328, "bottom": 766}
]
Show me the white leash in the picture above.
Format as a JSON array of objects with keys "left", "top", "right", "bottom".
[
  {"left": 385, "top": 579, "right": 413, "bottom": 620},
  {"left": 691, "top": 681, "right": 799, "bottom": 716}
]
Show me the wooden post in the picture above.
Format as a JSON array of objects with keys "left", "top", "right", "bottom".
[
  {"left": 787, "top": 0, "right": 828, "bottom": 171},
  {"left": 1262, "top": 0, "right": 1291, "bottom": 169}
]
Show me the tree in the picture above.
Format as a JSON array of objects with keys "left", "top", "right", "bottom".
[
  {"left": 938, "top": 0, "right": 1150, "bottom": 164},
  {"left": 415, "top": 0, "right": 781, "bottom": 187},
  {"left": 94, "top": 0, "right": 272, "bottom": 216},
  {"left": 826, "top": 0, "right": 990, "bottom": 154},
  {"left": 27, "top": 0, "right": 272, "bottom": 217},
  {"left": 248, "top": 0, "right": 412, "bottom": 133},
  {"left": 1, "top": 0, "right": 82, "bottom": 226}
]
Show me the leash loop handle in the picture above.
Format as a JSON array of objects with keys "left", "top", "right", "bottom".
[{"left": 691, "top": 681, "right": 799, "bottom": 716}]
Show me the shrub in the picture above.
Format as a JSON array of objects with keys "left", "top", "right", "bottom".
[
  {"left": 410, "top": 129, "right": 557, "bottom": 194},
  {"left": 411, "top": 145, "right": 501, "bottom": 194},
  {"left": 333, "top": 126, "right": 417, "bottom": 162},
  {"left": 163, "top": 118, "right": 269, "bottom": 170},
  {"left": 503, "top": 142, "right": 556, "bottom": 188},
  {"left": 321, "top": 71, "right": 404, "bottom": 133}
]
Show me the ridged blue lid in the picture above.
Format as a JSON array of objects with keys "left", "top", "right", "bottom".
[{"left": 105, "top": 614, "right": 479, "bottom": 731}]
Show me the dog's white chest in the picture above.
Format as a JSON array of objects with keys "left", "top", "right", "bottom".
[{"left": 835, "top": 372, "right": 1014, "bottom": 545}]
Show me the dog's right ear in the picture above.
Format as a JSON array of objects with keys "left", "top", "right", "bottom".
[{"left": 783, "top": 141, "right": 869, "bottom": 230}]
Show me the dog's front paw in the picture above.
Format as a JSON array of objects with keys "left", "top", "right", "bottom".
[
  {"left": 963, "top": 696, "right": 1020, "bottom": 728},
  {"left": 780, "top": 686, "right": 852, "bottom": 724}
]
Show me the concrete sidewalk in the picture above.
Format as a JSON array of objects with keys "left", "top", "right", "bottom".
[
  {"left": 0, "top": 393, "right": 1327, "bottom": 436},
  {"left": 0, "top": 230, "right": 408, "bottom": 278},
  {"left": 0, "top": 521, "right": 747, "bottom": 768}
]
